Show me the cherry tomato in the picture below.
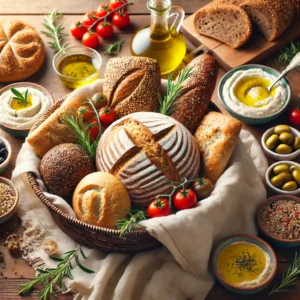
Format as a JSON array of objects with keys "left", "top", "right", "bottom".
[
  {"left": 109, "top": 0, "right": 127, "bottom": 11},
  {"left": 70, "top": 21, "right": 87, "bottom": 39},
  {"left": 289, "top": 107, "right": 300, "bottom": 126},
  {"left": 96, "top": 4, "right": 112, "bottom": 18},
  {"left": 77, "top": 105, "right": 95, "bottom": 122},
  {"left": 96, "top": 21, "right": 114, "bottom": 39},
  {"left": 82, "top": 31, "right": 100, "bottom": 48},
  {"left": 99, "top": 107, "right": 117, "bottom": 125},
  {"left": 82, "top": 12, "right": 98, "bottom": 27},
  {"left": 112, "top": 11, "right": 130, "bottom": 29},
  {"left": 173, "top": 189, "right": 197, "bottom": 210},
  {"left": 147, "top": 198, "right": 172, "bottom": 218},
  {"left": 87, "top": 119, "right": 100, "bottom": 141}
]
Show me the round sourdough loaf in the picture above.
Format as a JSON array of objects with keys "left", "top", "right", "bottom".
[
  {"left": 96, "top": 112, "right": 201, "bottom": 208},
  {"left": 0, "top": 19, "right": 45, "bottom": 82}
]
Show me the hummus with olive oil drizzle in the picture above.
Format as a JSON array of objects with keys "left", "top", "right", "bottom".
[
  {"left": 223, "top": 68, "right": 287, "bottom": 118},
  {"left": 0, "top": 87, "right": 52, "bottom": 129},
  {"left": 217, "top": 242, "right": 273, "bottom": 287}
]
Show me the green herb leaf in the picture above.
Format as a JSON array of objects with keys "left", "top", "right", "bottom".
[
  {"left": 11, "top": 88, "right": 29, "bottom": 105},
  {"left": 49, "top": 256, "right": 65, "bottom": 262},
  {"left": 279, "top": 41, "right": 300, "bottom": 70},
  {"left": 80, "top": 247, "right": 87, "bottom": 259},
  {"left": 75, "top": 255, "right": 95, "bottom": 273},
  {"left": 104, "top": 39, "right": 124, "bottom": 56}
]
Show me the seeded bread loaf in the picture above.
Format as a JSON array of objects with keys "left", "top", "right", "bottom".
[
  {"left": 170, "top": 54, "right": 219, "bottom": 134},
  {"left": 293, "top": 0, "right": 300, "bottom": 15},
  {"left": 240, "top": 0, "right": 294, "bottom": 41},
  {"left": 194, "top": 112, "right": 242, "bottom": 184},
  {"left": 213, "top": 0, "right": 244, "bottom": 5},
  {"left": 103, "top": 57, "right": 161, "bottom": 118},
  {"left": 194, "top": 4, "right": 252, "bottom": 48},
  {"left": 96, "top": 112, "right": 200, "bottom": 208}
]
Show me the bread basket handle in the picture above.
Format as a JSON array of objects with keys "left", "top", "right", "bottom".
[{"left": 168, "top": 6, "right": 185, "bottom": 34}]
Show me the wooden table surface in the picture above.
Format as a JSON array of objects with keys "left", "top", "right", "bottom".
[{"left": 0, "top": 0, "right": 300, "bottom": 299}]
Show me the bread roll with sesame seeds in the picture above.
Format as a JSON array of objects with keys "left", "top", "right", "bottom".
[
  {"left": 170, "top": 54, "right": 219, "bottom": 134},
  {"left": 103, "top": 56, "right": 161, "bottom": 118}
]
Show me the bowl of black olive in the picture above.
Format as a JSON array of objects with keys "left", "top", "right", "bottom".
[{"left": 0, "top": 136, "right": 11, "bottom": 174}]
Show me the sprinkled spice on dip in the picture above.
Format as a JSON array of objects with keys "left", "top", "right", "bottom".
[{"left": 0, "top": 182, "right": 15, "bottom": 216}]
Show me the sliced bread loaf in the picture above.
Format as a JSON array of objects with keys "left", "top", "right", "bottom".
[
  {"left": 240, "top": 0, "right": 294, "bottom": 41},
  {"left": 194, "top": 4, "right": 252, "bottom": 49}
]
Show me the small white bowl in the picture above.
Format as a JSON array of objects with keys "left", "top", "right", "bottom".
[
  {"left": 266, "top": 161, "right": 300, "bottom": 195},
  {"left": 261, "top": 126, "right": 300, "bottom": 161},
  {"left": 0, "top": 136, "right": 12, "bottom": 174}
]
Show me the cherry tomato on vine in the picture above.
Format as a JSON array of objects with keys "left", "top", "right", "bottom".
[
  {"left": 82, "top": 12, "right": 98, "bottom": 27},
  {"left": 99, "top": 107, "right": 117, "bottom": 125},
  {"left": 289, "top": 107, "right": 300, "bottom": 126},
  {"left": 147, "top": 198, "right": 172, "bottom": 218},
  {"left": 109, "top": 0, "right": 128, "bottom": 11},
  {"left": 70, "top": 21, "right": 87, "bottom": 39},
  {"left": 173, "top": 189, "right": 197, "bottom": 210},
  {"left": 112, "top": 11, "right": 130, "bottom": 29},
  {"left": 87, "top": 119, "right": 100, "bottom": 140},
  {"left": 96, "top": 21, "right": 114, "bottom": 39},
  {"left": 77, "top": 105, "right": 95, "bottom": 122},
  {"left": 96, "top": 4, "right": 112, "bottom": 18},
  {"left": 82, "top": 31, "right": 100, "bottom": 48}
]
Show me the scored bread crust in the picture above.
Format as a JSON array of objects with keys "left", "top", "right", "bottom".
[
  {"left": 194, "top": 112, "right": 242, "bottom": 184},
  {"left": 240, "top": 0, "right": 294, "bottom": 41},
  {"left": 194, "top": 4, "right": 252, "bottom": 48},
  {"left": 0, "top": 19, "right": 45, "bottom": 82},
  {"left": 103, "top": 56, "right": 161, "bottom": 118}
]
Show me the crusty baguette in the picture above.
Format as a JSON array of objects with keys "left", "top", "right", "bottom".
[
  {"left": 194, "top": 112, "right": 242, "bottom": 183},
  {"left": 103, "top": 56, "right": 161, "bottom": 118},
  {"left": 241, "top": 0, "right": 294, "bottom": 41},
  {"left": 194, "top": 4, "right": 252, "bottom": 48},
  {"left": 170, "top": 54, "right": 219, "bottom": 134}
]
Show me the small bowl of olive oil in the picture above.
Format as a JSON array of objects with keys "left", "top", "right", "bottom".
[{"left": 53, "top": 46, "right": 102, "bottom": 89}]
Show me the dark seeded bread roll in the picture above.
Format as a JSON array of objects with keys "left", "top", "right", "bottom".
[{"left": 170, "top": 54, "right": 219, "bottom": 134}]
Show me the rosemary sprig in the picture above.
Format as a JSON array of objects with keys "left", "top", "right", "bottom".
[
  {"left": 11, "top": 88, "right": 29, "bottom": 105},
  {"left": 269, "top": 252, "right": 300, "bottom": 295},
  {"left": 159, "top": 66, "right": 193, "bottom": 116},
  {"left": 116, "top": 209, "right": 147, "bottom": 238},
  {"left": 41, "top": 9, "right": 69, "bottom": 53},
  {"left": 19, "top": 246, "right": 94, "bottom": 300},
  {"left": 279, "top": 41, "right": 300, "bottom": 67},
  {"left": 104, "top": 40, "right": 124, "bottom": 56}
]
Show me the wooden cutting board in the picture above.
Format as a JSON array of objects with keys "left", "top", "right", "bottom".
[{"left": 182, "top": 12, "right": 300, "bottom": 71}]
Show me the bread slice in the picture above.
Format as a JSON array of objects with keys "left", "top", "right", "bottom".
[
  {"left": 194, "top": 4, "right": 252, "bottom": 48},
  {"left": 194, "top": 112, "right": 242, "bottom": 183},
  {"left": 240, "top": 0, "right": 294, "bottom": 41}
]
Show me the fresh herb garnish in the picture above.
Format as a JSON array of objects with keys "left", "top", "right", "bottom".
[
  {"left": 41, "top": 9, "right": 69, "bottom": 53},
  {"left": 14, "top": 111, "right": 18, "bottom": 117},
  {"left": 19, "top": 246, "right": 94, "bottom": 300},
  {"left": 11, "top": 88, "right": 29, "bottom": 105},
  {"left": 116, "top": 209, "right": 147, "bottom": 238},
  {"left": 269, "top": 252, "right": 300, "bottom": 295},
  {"left": 104, "top": 40, "right": 124, "bottom": 56},
  {"left": 234, "top": 252, "right": 259, "bottom": 275},
  {"left": 159, "top": 66, "right": 193, "bottom": 115},
  {"left": 279, "top": 41, "right": 300, "bottom": 68}
]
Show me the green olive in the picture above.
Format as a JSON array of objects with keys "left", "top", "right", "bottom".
[
  {"left": 91, "top": 93, "right": 107, "bottom": 109},
  {"left": 292, "top": 170, "right": 300, "bottom": 184},
  {"left": 279, "top": 132, "right": 295, "bottom": 145},
  {"left": 265, "top": 134, "right": 279, "bottom": 149},
  {"left": 274, "top": 125, "right": 291, "bottom": 135},
  {"left": 271, "top": 174, "right": 285, "bottom": 187},
  {"left": 273, "top": 164, "right": 289, "bottom": 175},
  {"left": 290, "top": 165, "right": 299, "bottom": 173},
  {"left": 282, "top": 181, "right": 298, "bottom": 191},
  {"left": 275, "top": 144, "right": 293, "bottom": 154},
  {"left": 293, "top": 137, "right": 300, "bottom": 150},
  {"left": 280, "top": 172, "right": 293, "bottom": 182}
]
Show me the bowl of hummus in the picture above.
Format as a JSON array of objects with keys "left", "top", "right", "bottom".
[
  {"left": 212, "top": 234, "right": 277, "bottom": 295},
  {"left": 218, "top": 65, "right": 291, "bottom": 125},
  {"left": 0, "top": 83, "right": 54, "bottom": 137}
]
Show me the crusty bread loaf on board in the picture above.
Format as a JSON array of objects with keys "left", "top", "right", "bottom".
[
  {"left": 194, "top": 112, "right": 242, "bottom": 184},
  {"left": 170, "top": 54, "right": 219, "bottom": 134},
  {"left": 103, "top": 56, "right": 161, "bottom": 118},
  {"left": 241, "top": 0, "right": 294, "bottom": 41},
  {"left": 194, "top": 4, "right": 252, "bottom": 48}
]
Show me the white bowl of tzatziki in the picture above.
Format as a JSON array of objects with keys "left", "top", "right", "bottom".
[{"left": 218, "top": 65, "right": 291, "bottom": 125}]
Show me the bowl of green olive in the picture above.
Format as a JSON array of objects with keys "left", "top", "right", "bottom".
[
  {"left": 266, "top": 161, "right": 300, "bottom": 195},
  {"left": 262, "top": 125, "right": 300, "bottom": 161}
]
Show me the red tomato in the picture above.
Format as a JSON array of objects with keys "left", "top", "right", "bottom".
[
  {"left": 77, "top": 105, "right": 94, "bottom": 122},
  {"left": 87, "top": 119, "right": 100, "bottom": 141},
  {"left": 82, "top": 31, "right": 100, "bottom": 48},
  {"left": 96, "top": 4, "right": 112, "bottom": 18},
  {"left": 173, "top": 189, "right": 197, "bottom": 210},
  {"left": 109, "top": 0, "right": 127, "bottom": 11},
  {"left": 289, "top": 107, "right": 300, "bottom": 126},
  {"left": 82, "top": 12, "right": 98, "bottom": 27},
  {"left": 96, "top": 21, "right": 114, "bottom": 39},
  {"left": 70, "top": 21, "right": 87, "bottom": 39},
  {"left": 147, "top": 198, "right": 172, "bottom": 218},
  {"left": 112, "top": 11, "right": 130, "bottom": 29},
  {"left": 99, "top": 107, "right": 116, "bottom": 125}
]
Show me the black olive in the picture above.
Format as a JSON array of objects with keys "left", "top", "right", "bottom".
[
  {"left": 0, "top": 147, "right": 6, "bottom": 156},
  {"left": 0, "top": 141, "right": 4, "bottom": 150},
  {"left": 0, "top": 157, "right": 5, "bottom": 164}
]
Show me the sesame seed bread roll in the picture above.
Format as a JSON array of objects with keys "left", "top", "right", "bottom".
[
  {"left": 170, "top": 54, "right": 219, "bottom": 134},
  {"left": 103, "top": 56, "right": 161, "bottom": 118}
]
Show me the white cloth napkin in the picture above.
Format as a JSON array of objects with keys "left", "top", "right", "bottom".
[{"left": 12, "top": 80, "right": 269, "bottom": 300}]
